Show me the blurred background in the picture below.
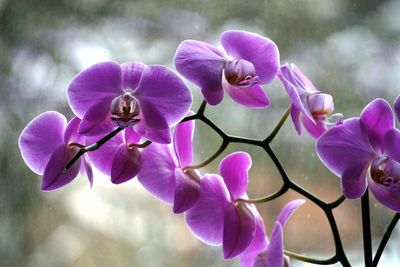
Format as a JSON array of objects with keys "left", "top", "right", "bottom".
[{"left": 1, "top": 0, "right": 400, "bottom": 266}]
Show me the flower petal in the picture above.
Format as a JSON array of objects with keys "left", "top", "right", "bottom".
[
  {"left": 220, "top": 30, "right": 279, "bottom": 84},
  {"left": 86, "top": 131, "right": 124, "bottom": 175},
  {"left": 368, "top": 172, "right": 400, "bottom": 212},
  {"left": 78, "top": 117, "right": 116, "bottom": 136},
  {"left": 290, "top": 105, "right": 302, "bottom": 135},
  {"left": 137, "top": 143, "right": 177, "bottom": 204},
  {"left": 173, "top": 168, "right": 201, "bottom": 214},
  {"left": 19, "top": 111, "right": 67, "bottom": 175},
  {"left": 223, "top": 202, "right": 256, "bottom": 259},
  {"left": 185, "top": 174, "right": 230, "bottom": 245},
  {"left": 384, "top": 129, "right": 400, "bottom": 162},
  {"left": 223, "top": 82, "right": 269, "bottom": 108},
  {"left": 135, "top": 65, "right": 192, "bottom": 130},
  {"left": 316, "top": 118, "right": 375, "bottom": 177},
  {"left": 266, "top": 222, "right": 284, "bottom": 267},
  {"left": 83, "top": 156, "right": 93, "bottom": 188},
  {"left": 174, "top": 40, "right": 226, "bottom": 105},
  {"left": 394, "top": 95, "right": 400, "bottom": 123},
  {"left": 121, "top": 61, "right": 146, "bottom": 90},
  {"left": 63, "top": 117, "right": 83, "bottom": 144},
  {"left": 110, "top": 144, "right": 142, "bottom": 184},
  {"left": 67, "top": 61, "right": 122, "bottom": 118},
  {"left": 219, "top": 152, "right": 251, "bottom": 199},
  {"left": 360, "top": 98, "right": 394, "bottom": 152},
  {"left": 124, "top": 127, "right": 141, "bottom": 145},
  {"left": 42, "top": 144, "right": 80, "bottom": 191},
  {"left": 173, "top": 117, "right": 194, "bottom": 167},
  {"left": 301, "top": 114, "right": 327, "bottom": 139},
  {"left": 277, "top": 64, "right": 313, "bottom": 122},
  {"left": 276, "top": 199, "right": 305, "bottom": 227},
  {"left": 134, "top": 120, "right": 171, "bottom": 144},
  {"left": 341, "top": 166, "right": 368, "bottom": 199}
]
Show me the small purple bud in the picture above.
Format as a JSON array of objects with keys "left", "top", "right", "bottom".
[
  {"left": 110, "top": 91, "right": 141, "bottom": 128},
  {"left": 307, "top": 93, "right": 334, "bottom": 119},
  {"left": 224, "top": 59, "right": 260, "bottom": 88}
]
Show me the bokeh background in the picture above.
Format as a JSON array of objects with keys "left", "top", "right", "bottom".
[{"left": 1, "top": 0, "right": 400, "bottom": 266}]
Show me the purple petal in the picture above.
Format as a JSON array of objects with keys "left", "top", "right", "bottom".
[
  {"left": 110, "top": 144, "right": 142, "bottom": 184},
  {"left": 223, "top": 82, "right": 269, "bottom": 108},
  {"left": 291, "top": 64, "right": 318, "bottom": 93},
  {"left": 301, "top": 114, "right": 327, "bottom": 139},
  {"left": 135, "top": 65, "right": 192, "bottom": 130},
  {"left": 121, "top": 61, "right": 146, "bottom": 90},
  {"left": 276, "top": 199, "right": 305, "bottom": 227},
  {"left": 134, "top": 119, "right": 171, "bottom": 144},
  {"left": 124, "top": 127, "right": 141, "bottom": 145},
  {"left": 219, "top": 152, "right": 251, "bottom": 199},
  {"left": 86, "top": 131, "right": 124, "bottom": 175},
  {"left": 223, "top": 202, "right": 256, "bottom": 259},
  {"left": 173, "top": 168, "right": 201, "bottom": 214},
  {"left": 67, "top": 61, "right": 122, "bottom": 118},
  {"left": 368, "top": 173, "right": 400, "bottom": 212},
  {"left": 173, "top": 118, "right": 194, "bottom": 167},
  {"left": 240, "top": 214, "right": 268, "bottom": 267},
  {"left": 316, "top": 118, "right": 375, "bottom": 177},
  {"left": 384, "top": 129, "right": 400, "bottom": 162},
  {"left": 174, "top": 40, "right": 226, "bottom": 105},
  {"left": 138, "top": 143, "right": 177, "bottom": 204},
  {"left": 220, "top": 30, "right": 279, "bottom": 84},
  {"left": 290, "top": 105, "right": 302, "bottom": 135},
  {"left": 360, "top": 98, "right": 394, "bottom": 152},
  {"left": 42, "top": 144, "right": 80, "bottom": 191},
  {"left": 63, "top": 117, "right": 83, "bottom": 144},
  {"left": 185, "top": 174, "right": 230, "bottom": 245},
  {"left": 394, "top": 95, "right": 400, "bottom": 123},
  {"left": 83, "top": 156, "right": 93, "bottom": 188},
  {"left": 81, "top": 99, "right": 112, "bottom": 124},
  {"left": 266, "top": 222, "right": 284, "bottom": 267},
  {"left": 19, "top": 111, "right": 67, "bottom": 175},
  {"left": 341, "top": 167, "right": 368, "bottom": 199},
  {"left": 78, "top": 117, "right": 116, "bottom": 136},
  {"left": 278, "top": 64, "right": 313, "bottom": 122}
]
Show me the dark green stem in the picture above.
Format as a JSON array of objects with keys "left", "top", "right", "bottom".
[
  {"left": 264, "top": 106, "right": 290, "bottom": 144},
  {"left": 361, "top": 191, "right": 372, "bottom": 267}
]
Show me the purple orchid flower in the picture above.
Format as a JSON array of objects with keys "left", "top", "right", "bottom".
[
  {"left": 137, "top": 116, "right": 201, "bottom": 213},
  {"left": 394, "top": 95, "right": 400, "bottom": 122},
  {"left": 19, "top": 111, "right": 93, "bottom": 191},
  {"left": 317, "top": 98, "right": 400, "bottom": 212},
  {"left": 85, "top": 128, "right": 143, "bottom": 184},
  {"left": 185, "top": 152, "right": 261, "bottom": 259},
  {"left": 174, "top": 30, "right": 279, "bottom": 108},
  {"left": 239, "top": 199, "right": 305, "bottom": 267},
  {"left": 278, "top": 63, "right": 339, "bottom": 139},
  {"left": 67, "top": 61, "right": 192, "bottom": 144}
]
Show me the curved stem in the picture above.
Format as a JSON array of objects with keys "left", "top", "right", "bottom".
[
  {"left": 264, "top": 106, "right": 290, "bottom": 144},
  {"left": 197, "top": 100, "right": 207, "bottom": 115},
  {"left": 284, "top": 250, "right": 337, "bottom": 265},
  {"left": 182, "top": 140, "right": 229, "bottom": 171},
  {"left": 128, "top": 140, "right": 152, "bottom": 149},
  {"left": 237, "top": 185, "right": 288, "bottom": 204},
  {"left": 361, "top": 191, "right": 372, "bottom": 267},
  {"left": 328, "top": 195, "right": 346, "bottom": 209},
  {"left": 372, "top": 213, "right": 400, "bottom": 266}
]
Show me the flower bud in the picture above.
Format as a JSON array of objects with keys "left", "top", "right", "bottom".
[{"left": 307, "top": 93, "right": 334, "bottom": 118}]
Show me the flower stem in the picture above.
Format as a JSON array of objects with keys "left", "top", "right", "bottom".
[
  {"left": 361, "top": 190, "right": 372, "bottom": 267},
  {"left": 237, "top": 185, "right": 288, "bottom": 204},
  {"left": 182, "top": 140, "right": 229, "bottom": 171},
  {"left": 128, "top": 140, "right": 152, "bottom": 149},
  {"left": 372, "top": 213, "right": 400, "bottom": 266},
  {"left": 264, "top": 106, "right": 290, "bottom": 144},
  {"left": 284, "top": 250, "right": 337, "bottom": 265},
  {"left": 64, "top": 127, "right": 123, "bottom": 172}
]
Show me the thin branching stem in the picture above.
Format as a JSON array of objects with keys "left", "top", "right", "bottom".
[{"left": 361, "top": 191, "right": 372, "bottom": 267}]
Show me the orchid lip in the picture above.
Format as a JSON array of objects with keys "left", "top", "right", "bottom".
[
  {"left": 370, "top": 155, "right": 400, "bottom": 190},
  {"left": 110, "top": 91, "right": 141, "bottom": 128},
  {"left": 224, "top": 59, "right": 259, "bottom": 88}
]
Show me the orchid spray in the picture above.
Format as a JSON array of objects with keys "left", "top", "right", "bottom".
[{"left": 19, "top": 30, "right": 399, "bottom": 267}]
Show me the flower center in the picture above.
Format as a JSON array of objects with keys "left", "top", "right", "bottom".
[
  {"left": 224, "top": 59, "right": 260, "bottom": 88},
  {"left": 370, "top": 155, "right": 400, "bottom": 190},
  {"left": 110, "top": 91, "right": 141, "bottom": 128}
]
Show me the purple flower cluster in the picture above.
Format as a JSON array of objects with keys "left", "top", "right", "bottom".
[{"left": 18, "top": 28, "right": 400, "bottom": 266}]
